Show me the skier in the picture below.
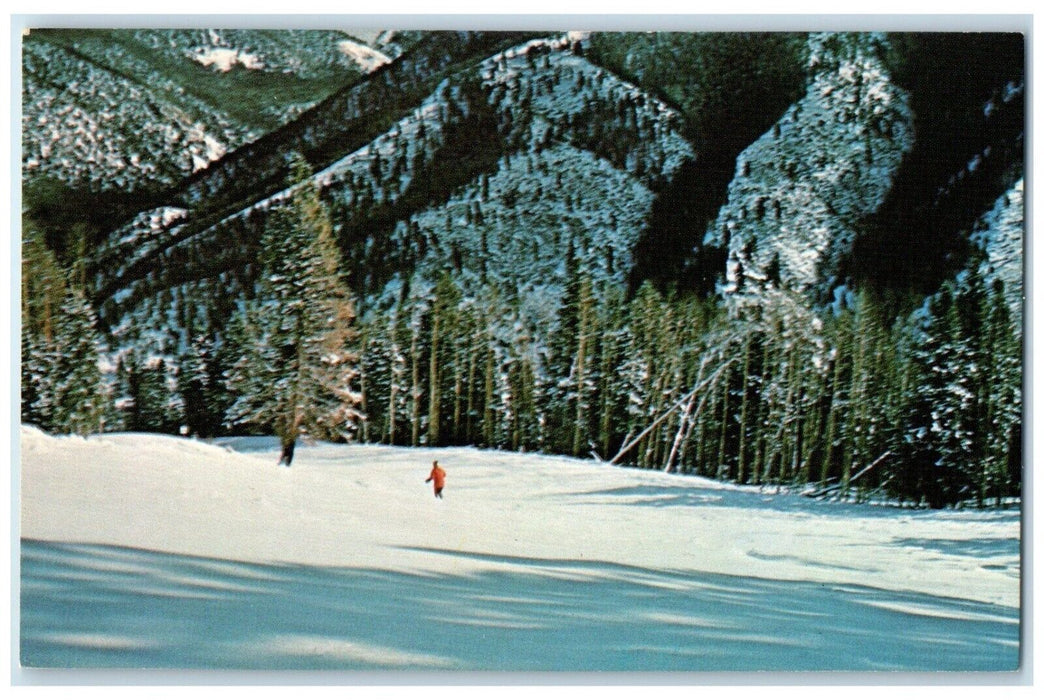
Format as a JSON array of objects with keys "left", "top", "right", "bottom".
[{"left": 425, "top": 460, "right": 446, "bottom": 499}]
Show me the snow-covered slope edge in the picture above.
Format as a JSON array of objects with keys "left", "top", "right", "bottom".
[{"left": 20, "top": 426, "right": 1020, "bottom": 609}]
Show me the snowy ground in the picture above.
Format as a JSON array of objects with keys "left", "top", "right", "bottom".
[{"left": 18, "top": 427, "right": 1021, "bottom": 671}]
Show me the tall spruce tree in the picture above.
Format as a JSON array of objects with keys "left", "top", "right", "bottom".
[
  {"left": 900, "top": 282, "right": 976, "bottom": 507},
  {"left": 21, "top": 223, "right": 65, "bottom": 429},
  {"left": 980, "top": 279, "right": 1022, "bottom": 505},
  {"left": 47, "top": 287, "right": 106, "bottom": 436},
  {"left": 179, "top": 332, "right": 226, "bottom": 437},
  {"left": 225, "top": 153, "right": 363, "bottom": 465}
]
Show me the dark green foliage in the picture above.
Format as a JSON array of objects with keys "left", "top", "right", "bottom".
[
  {"left": 178, "top": 332, "right": 228, "bottom": 438},
  {"left": 845, "top": 33, "right": 1025, "bottom": 295},
  {"left": 120, "top": 353, "right": 178, "bottom": 434},
  {"left": 588, "top": 33, "right": 808, "bottom": 295},
  {"left": 21, "top": 223, "right": 108, "bottom": 436},
  {"left": 23, "top": 287, "right": 107, "bottom": 436},
  {"left": 23, "top": 177, "right": 167, "bottom": 268},
  {"left": 895, "top": 272, "right": 1021, "bottom": 507}
]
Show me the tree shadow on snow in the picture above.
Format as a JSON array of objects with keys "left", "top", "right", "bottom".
[
  {"left": 890, "top": 537, "right": 1021, "bottom": 560},
  {"left": 563, "top": 484, "right": 1022, "bottom": 523},
  {"left": 19, "top": 539, "right": 1019, "bottom": 672}
]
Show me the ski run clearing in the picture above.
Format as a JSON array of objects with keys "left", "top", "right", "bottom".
[{"left": 19, "top": 426, "right": 1021, "bottom": 672}]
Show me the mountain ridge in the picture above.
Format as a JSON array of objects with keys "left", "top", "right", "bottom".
[{"left": 20, "top": 29, "right": 1025, "bottom": 508}]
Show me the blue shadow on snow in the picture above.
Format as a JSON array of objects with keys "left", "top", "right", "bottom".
[{"left": 20, "top": 539, "right": 1019, "bottom": 672}]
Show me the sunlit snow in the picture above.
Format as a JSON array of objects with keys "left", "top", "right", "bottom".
[
  {"left": 19, "top": 427, "right": 1020, "bottom": 671},
  {"left": 337, "top": 39, "right": 391, "bottom": 73},
  {"left": 191, "top": 46, "right": 265, "bottom": 72}
]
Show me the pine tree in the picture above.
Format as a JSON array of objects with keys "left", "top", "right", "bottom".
[
  {"left": 180, "top": 332, "right": 225, "bottom": 437},
  {"left": 900, "top": 283, "right": 974, "bottom": 507},
  {"left": 21, "top": 222, "right": 66, "bottom": 345},
  {"left": 546, "top": 238, "right": 582, "bottom": 453},
  {"left": 977, "top": 278, "right": 1022, "bottom": 506},
  {"left": 21, "top": 223, "right": 66, "bottom": 429},
  {"left": 120, "top": 352, "right": 173, "bottom": 433},
  {"left": 570, "top": 274, "right": 597, "bottom": 456},
  {"left": 225, "top": 154, "right": 363, "bottom": 465},
  {"left": 48, "top": 287, "right": 105, "bottom": 436},
  {"left": 427, "top": 273, "right": 462, "bottom": 446},
  {"left": 21, "top": 319, "right": 53, "bottom": 429}
]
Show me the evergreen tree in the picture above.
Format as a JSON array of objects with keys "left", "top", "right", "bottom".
[
  {"left": 179, "top": 332, "right": 225, "bottom": 437},
  {"left": 427, "top": 273, "right": 462, "bottom": 446},
  {"left": 225, "top": 154, "right": 363, "bottom": 465},
  {"left": 21, "top": 222, "right": 66, "bottom": 344},
  {"left": 899, "top": 283, "right": 977, "bottom": 507},
  {"left": 120, "top": 352, "right": 175, "bottom": 433},
  {"left": 21, "top": 318, "right": 54, "bottom": 429},
  {"left": 977, "top": 279, "right": 1022, "bottom": 505},
  {"left": 47, "top": 287, "right": 105, "bottom": 436},
  {"left": 21, "top": 223, "right": 66, "bottom": 429}
]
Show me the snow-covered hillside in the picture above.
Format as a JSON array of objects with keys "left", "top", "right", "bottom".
[
  {"left": 707, "top": 32, "right": 914, "bottom": 297},
  {"left": 973, "top": 178, "right": 1024, "bottom": 320},
  {"left": 20, "top": 427, "right": 1020, "bottom": 670},
  {"left": 22, "top": 38, "right": 244, "bottom": 189},
  {"left": 98, "top": 32, "right": 694, "bottom": 358},
  {"left": 21, "top": 29, "right": 372, "bottom": 190}
]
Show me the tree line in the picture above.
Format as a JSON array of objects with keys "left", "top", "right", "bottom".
[
  {"left": 21, "top": 159, "right": 1021, "bottom": 508},
  {"left": 351, "top": 266, "right": 1020, "bottom": 508}
]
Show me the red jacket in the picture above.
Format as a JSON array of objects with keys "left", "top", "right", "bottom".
[{"left": 427, "top": 465, "right": 446, "bottom": 489}]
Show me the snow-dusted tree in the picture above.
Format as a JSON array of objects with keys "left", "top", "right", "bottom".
[
  {"left": 405, "top": 279, "right": 432, "bottom": 447},
  {"left": 46, "top": 287, "right": 106, "bottom": 436},
  {"left": 594, "top": 286, "right": 628, "bottom": 459},
  {"left": 225, "top": 153, "right": 363, "bottom": 465},
  {"left": 179, "top": 332, "right": 225, "bottom": 437},
  {"left": 612, "top": 282, "right": 662, "bottom": 464},
  {"left": 979, "top": 279, "right": 1022, "bottom": 505},
  {"left": 119, "top": 352, "right": 176, "bottom": 433},
  {"left": 898, "top": 276, "right": 989, "bottom": 507},
  {"left": 21, "top": 321, "right": 55, "bottom": 429},
  {"left": 427, "top": 272, "right": 462, "bottom": 446},
  {"left": 384, "top": 304, "right": 412, "bottom": 445},
  {"left": 21, "top": 224, "right": 64, "bottom": 428}
]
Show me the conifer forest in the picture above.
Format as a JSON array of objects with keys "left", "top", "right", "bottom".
[{"left": 21, "top": 29, "right": 1024, "bottom": 509}]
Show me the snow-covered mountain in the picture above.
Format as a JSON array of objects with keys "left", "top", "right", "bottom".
[
  {"left": 973, "top": 178, "right": 1024, "bottom": 319},
  {"left": 20, "top": 29, "right": 1025, "bottom": 510},
  {"left": 22, "top": 28, "right": 380, "bottom": 191},
  {"left": 24, "top": 30, "right": 1021, "bottom": 320},
  {"left": 90, "top": 31, "right": 693, "bottom": 354},
  {"left": 71, "top": 30, "right": 1023, "bottom": 356},
  {"left": 707, "top": 33, "right": 914, "bottom": 297}
]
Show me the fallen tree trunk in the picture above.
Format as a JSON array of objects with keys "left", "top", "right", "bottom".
[
  {"left": 611, "top": 357, "right": 735, "bottom": 466},
  {"left": 806, "top": 450, "right": 893, "bottom": 499}
]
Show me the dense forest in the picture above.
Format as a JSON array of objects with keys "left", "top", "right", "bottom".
[{"left": 20, "top": 29, "right": 1024, "bottom": 509}]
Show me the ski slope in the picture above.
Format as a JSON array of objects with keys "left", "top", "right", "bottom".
[{"left": 18, "top": 427, "right": 1021, "bottom": 671}]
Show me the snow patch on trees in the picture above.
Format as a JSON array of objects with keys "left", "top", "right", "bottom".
[
  {"left": 972, "top": 178, "right": 1024, "bottom": 322},
  {"left": 709, "top": 32, "right": 914, "bottom": 296}
]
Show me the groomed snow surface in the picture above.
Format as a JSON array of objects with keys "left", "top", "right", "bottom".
[{"left": 19, "top": 427, "right": 1020, "bottom": 671}]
